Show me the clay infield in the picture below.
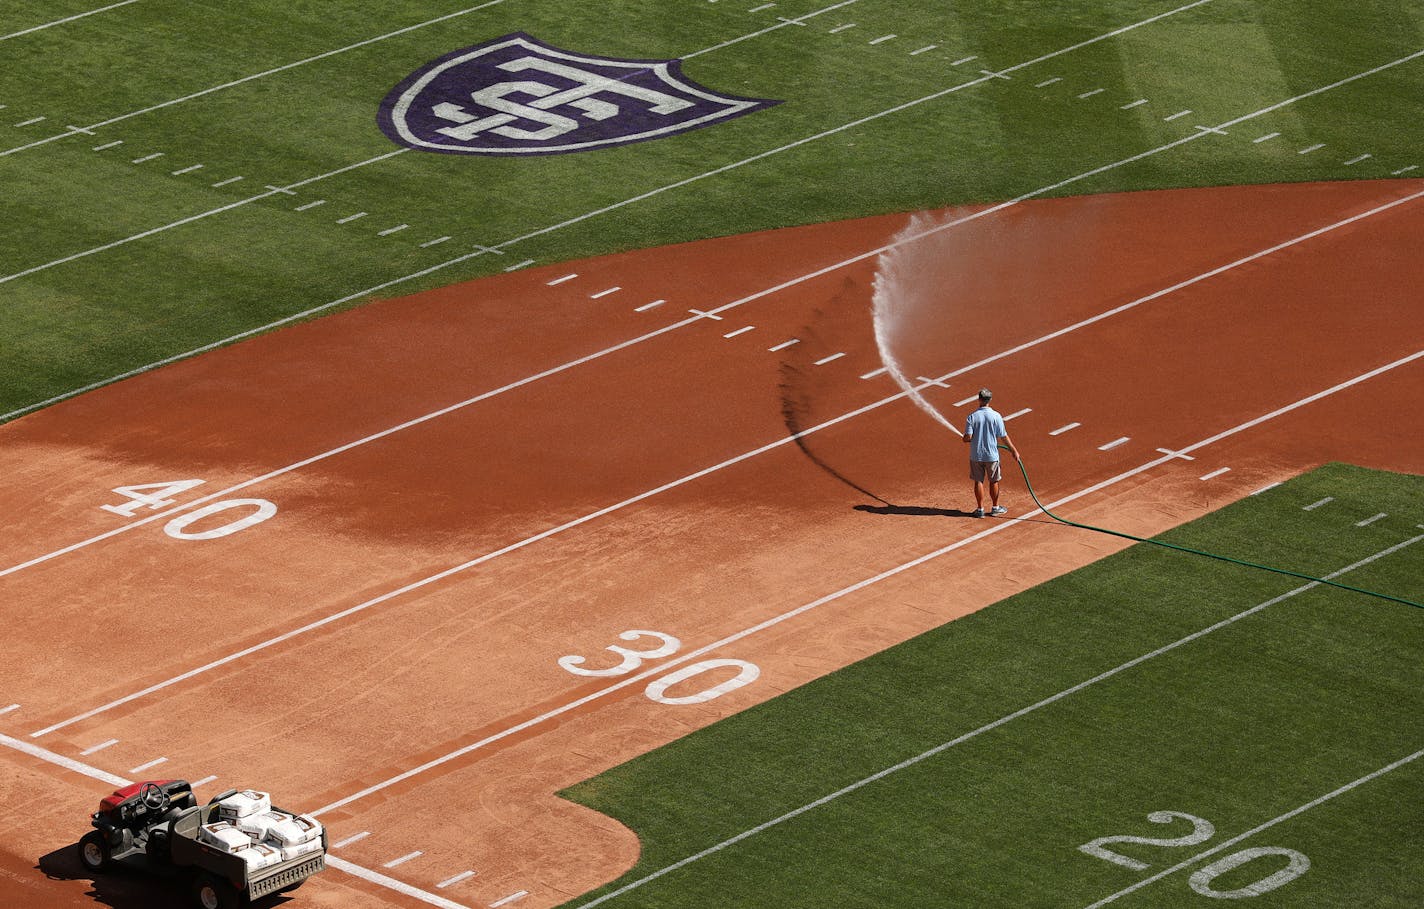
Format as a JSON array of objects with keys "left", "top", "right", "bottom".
[{"left": 1, "top": 177, "right": 1422, "bottom": 908}]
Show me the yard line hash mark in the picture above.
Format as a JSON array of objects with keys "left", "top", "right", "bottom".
[
  {"left": 1098, "top": 437, "right": 1130, "bottom": 451},
  {"left": 590, "top": 286, "right": 622, "bottom": 299},
  {"left": 438, "top": 871, "right": 477, "bottom": 888},
  {"left": 192, "top": 774, "right": 218, "bottom": 787},
  {"left": 15, "top": 116, "right": 47, "bottom": 127},
  {"left": 1050, "top": 422, "right": 1081, "bottom": 435},
  {"left": 130, "top": 152, "right": 164, "bottom": 163},
  {"left": 954, "top": 394, "right": 979, "bottom": 407},
  {"left": 1078, "top": 88, "right": 1105, "bottom": 99},
  {"left": 768, "top": 338, "right": 799, "bottom": 351},
  {"left": 869, "top": 34, "right": 896, "bottom": 45},
  {"left": 911, "top": 45, "right": 938, "bottom": 55},
  {"left": 491, "top": 891, "right": 529, "bottom": 907},
  {"left": 0, "top": 704, "right": 18, "bottom": 715},
  {"left": 336, "top": 212, "right": 367, "bottom": 224},
  {"left": 332, "top": 831, "right": 371, "bottom": 849},
  {"left": 295, "top": 200, "right": 327, "bottom": 211},
  {"left": 81, "top": 739, "right": 119, "bottom": 755},
  {"left": 170, "top": 164, "right": 204, "bottom": 175},
  {"left": 504, "top": 259, "right": 535, "bottom": 271},
  {"left": 1304, "top": 496, "right": 1334, "bottom": 511},
  {"left": 1393, "top": 165, "right": 1418, "bottom": 175},
  {"left": 92, "top": 140, "right": 122, "bottom": 151},
  {"left": 1298, "top": 143, "right": 1326, "bottom": 154},
  {"left": 210, "top": 176, "right": 243, "bottom": 187},
  {"left": 1004, "top": 408, "right": 1032, "bottom": 421},
  {"left": 860, "top": 367, "right": 888, "bottom": 379},
  {"left": 1356, "top": 512, "right": 1387, "bottom": 527},
  {"left": 635, "top": 299, "right": 666, "bottom": 312},
  {"left": 547, "top": 273, "right": 578, "bottom": 285},
  {"left": 383, "top": 851, "right": 422, "bottom": 868},
  {"left": 1035, "top": 77, "right": 1062, "bottom": 87},
  {"left": 1344, "top": 153, "right": 1372, "bottom": 165},
  {"left": 1252, "top": 131, "right": 1280, "bottom": 143},
  {"left": 749, "top": 2, "right": 776, "bottom": 10},
  {"left": 723, "top": 325, "right": 755, "bottom": 338},
  {"left": 1163, "top": 109, "right": 1192, "bottom": 120},
  {"left": 1251, "top": 482, "right": 1282, "bottom": 495},
  {"left": 377, "top": 224, "right": 410, "bottom": 236},
  {"left": 814, "top": 352, "right": 846, "bottom": 365},
  {"left": 951, "top": 55, "right": 978, "bottom": 66},
  {"left": 419, "top": 236, "right": 452, "bottom": 247},
  {"left": 129, "top": 756, "right": 167, "bottom": 774},
  {"left": 1199, "top": 467, "right": 1231, "bottom": 480},
  {"left": 829, "top": 23, "right": 855, "bottom": 33},
  {"left": 1121, "top": 98, "right": 1149, "bottom": 109}
]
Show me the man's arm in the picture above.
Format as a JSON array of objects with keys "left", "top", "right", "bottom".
[{"left": 998, "top": 433, "right": 1020, "bottom": 460}]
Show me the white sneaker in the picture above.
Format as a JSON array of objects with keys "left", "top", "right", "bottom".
[
  {"left": 990, "top": 506, "right": 1008, "bottom": 516},
  {"left": 972, "top": 508, "right": 985, "bottom": 518}
]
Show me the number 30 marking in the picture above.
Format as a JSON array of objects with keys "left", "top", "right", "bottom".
[{"left": 558, "top": 630, "right": 681, "bottom": 677}]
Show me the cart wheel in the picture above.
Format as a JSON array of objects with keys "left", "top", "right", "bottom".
[
  {"left": 191, "top": 871, "right": 241, "bottom": 909},
  {"left": 77, "top": 831, "right": 111, "bottom": 873}
]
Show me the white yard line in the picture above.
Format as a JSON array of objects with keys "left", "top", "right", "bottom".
[
  {"left": 0, "top": 0, "right": 140, "bottom": 42},
  {"left": 0, "top": 148, "right": 409, "bottom": 289},
  {"left": 0, "top": 0, "right": 510, "bottom": 158},
  {"left": 74, "top": 354, "right": 1415, "bottom": 805},
  {"left": 10, "top": 179, "right": 1424, "bottom": 597},
  {"left": 1084, "top": 746, "right": 1424, "bottom": 907},
  {"left": 573, "top": 535, "right": 1424, "bottom": 909},
  {"left": 0, "top": 1, "right": 1244, "bottom": 424}
]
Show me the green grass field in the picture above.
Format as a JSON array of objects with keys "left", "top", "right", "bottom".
[
  {"left": 562, "top": 464, "right": 1424, "bottom": 907},
  {"left": 2, "top": 0, "right": 1422, "bottom": 417}
]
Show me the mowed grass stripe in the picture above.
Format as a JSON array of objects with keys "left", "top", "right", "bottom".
[{"left": 562, "top": 464, "right": 1424, "bottom": 907}]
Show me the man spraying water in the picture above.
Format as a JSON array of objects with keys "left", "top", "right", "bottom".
[{"left": 962, "top": 388, "right": 1020, "bottom": 518}]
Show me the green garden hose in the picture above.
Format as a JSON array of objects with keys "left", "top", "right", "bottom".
[{"left": 1002, "top": 447, "right": 1422, "bottom": 610}]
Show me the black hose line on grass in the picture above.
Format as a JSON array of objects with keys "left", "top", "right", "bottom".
[{"left": 1002, "top": 447, "right": 1422, "bottom": 611}]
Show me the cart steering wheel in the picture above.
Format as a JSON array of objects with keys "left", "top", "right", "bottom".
[{"left": 138, "top": 782, "right": 170, "bottom": 813}]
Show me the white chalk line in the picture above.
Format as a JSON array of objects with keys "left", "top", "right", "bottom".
[
  {"left": 295, "top": 351, "right": 1420, "bottom": 815},
  {"left": 0, "top": 0, "right": 139, "bottom": 42},
  {"left": 0, "top": 0, "right": 509, "bottom": 158},
  {"left": 683, "top": 0, "right": 858, "bottom": 59},
  {"left": 0, "top": 731, "right": 478, "bottom": 909},
  {"left": 1083, "top": 746, "right": 1424, "bottom": 907},
  {"left": 574, "top": 534, "right": 1424, "bottom": 908}
]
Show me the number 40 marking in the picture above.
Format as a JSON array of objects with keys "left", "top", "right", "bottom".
[
  {"left": 1080, "top": 810, "right": 1310, "bottom": 899},
  {"left": 100, "top": 480, "right": 278, "bottom": 541}
]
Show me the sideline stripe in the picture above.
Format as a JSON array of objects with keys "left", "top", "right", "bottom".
[
  {"left": 0, "top": 0, "right": 509, "bottom": 158},
  {"left": 8, "top": 182, "right": 1423, "bottom": 589},
  {"left": 0, "top": 1, "right": 1251, "bottom": 423},
  {"left": 0, "top": 0, "right": 139, "bottom": 42},
  {"left": 0, "top": 731, "right": 129, "bottom": 786},
  {"left": 290, "top": 355, "right": 1422, "bottom": 814},
  {"left": 572, "top": 536, "right": 1424, "bottom": 908},
  {"left": 1084, "top": 746, "right": 1424, "bottom": 907}
]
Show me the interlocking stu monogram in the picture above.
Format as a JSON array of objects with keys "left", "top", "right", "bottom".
[{"left": 378, "top": 33, "right": 780, "bottom": 155}]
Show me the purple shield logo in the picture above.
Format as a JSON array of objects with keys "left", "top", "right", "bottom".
[{"left": 378, "top": 33, "right": 780, "bottom": 156}]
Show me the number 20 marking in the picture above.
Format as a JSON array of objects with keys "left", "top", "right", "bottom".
[
  {"left": 559, "top": 630, "right": 760, "bottom": 705},
  {"left": 1080, "top": 810, "right": 1309, "bottom": 899}
]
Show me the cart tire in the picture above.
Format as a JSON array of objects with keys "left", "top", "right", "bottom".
[
  {"left": 192, "top": 871, "right": 242, "bottom": 909},
  {"left": 77, "top": 831, "right": 111, "bottom": 873}
]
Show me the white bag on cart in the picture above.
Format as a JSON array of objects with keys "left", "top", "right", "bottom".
[
  {"left": 235, "top": 842, "right": 283, "bottom": 870},
  {"left": 198, "top": 822, "right": 253, "bottom": 854},
  {"left": 263, "top": 813, "right": 322, "bottom": 849},
  {"left": 217, "top": 789, "right": 271, "bottom": 821}
]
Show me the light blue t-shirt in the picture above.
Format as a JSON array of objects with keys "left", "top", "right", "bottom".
[{"left": 965, "top": 406, "right": 1006, "bottom": 462}]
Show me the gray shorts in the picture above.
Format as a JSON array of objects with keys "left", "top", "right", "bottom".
[{"left": 970, "top": 460, "right": 1002, "bottom": 483}]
